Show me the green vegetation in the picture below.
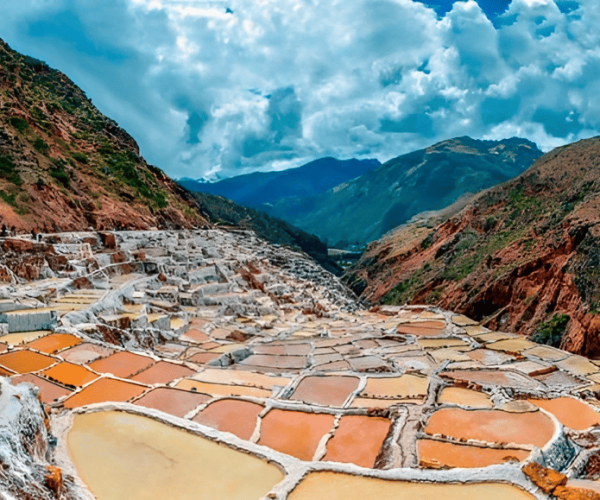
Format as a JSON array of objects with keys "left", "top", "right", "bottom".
[
  {"left": 9, "top": 116, "right": 28, "bottom": 132},
  {"left": 0, "top": 156, "right": 23, "bottom": 185},
  {"left": 72, "top": 152, "right": 89, "bottom": 164},
  {"left": 103, "top": 151, "right": 168, "bottom": 208},
  {"left": 382, "top": 276, "right": 421, "bottom": 305},
  {"left": 0, "top": 190, "right": 16, "bottom": 206},
  {"left": 33, "top": 137, "right": 49, "bottom": 153},
  {"left": 532, "top": 313, "right": 570, "bottom": 348},
  {"left": 50, "top": 164, "right": 70, "bottom": 188}
]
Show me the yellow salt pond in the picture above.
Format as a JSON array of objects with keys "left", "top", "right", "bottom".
[
  {"left": 0, "top": 330, "right": 50, "bottom": 346},
  {"left": 437, "top": 387, "right": 493, "bottom": 409},
  {"left": 67, "top": 411, "right": 283, "bottom": 500},
  {"left": 288, "top": 472, "right": 535, "bottom": 500}
]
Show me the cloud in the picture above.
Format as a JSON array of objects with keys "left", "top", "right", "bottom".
[{"left": 0, "top": 0, "right": 597, "bottom": 179}]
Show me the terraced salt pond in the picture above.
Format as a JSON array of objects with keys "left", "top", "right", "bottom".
[
  {"left": 287, "top": 472, "right": 536, "bottom": 500},
  {"left": 67, "top": 411, "right": 284, "bottom": 500}
]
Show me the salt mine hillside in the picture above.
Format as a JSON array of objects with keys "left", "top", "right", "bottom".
[
  {"left": 2, "top": 21, "right": 600, "bottom": 500},
  {"left": 1, "top": 230, "right": 600, "bottom": 499},
  {"left": 345, "top": 136, "right": 600, "bottom": 357}
]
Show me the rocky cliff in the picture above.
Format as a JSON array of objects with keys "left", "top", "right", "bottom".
[
  {"left": 0, "top": 39, "right": 206, "bottom": 232},
  {"left": 345, "top": 136, "right": 600, "bottom": 357}
]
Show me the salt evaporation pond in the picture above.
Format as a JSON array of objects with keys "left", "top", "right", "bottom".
[{"left": 67, "top": 410, "right": 284, "bottom": 500}]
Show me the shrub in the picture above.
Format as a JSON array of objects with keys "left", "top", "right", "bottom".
[
  {"left": 72, "top": 152, "right": 89, "bottom": 164},
  {"left": 9, "top": 117, "right": 28, "bottom": 132},
  {"left": 33, "top": 138, "right": 49, "bottom": 153},
  {"left": 0, "top": 156, "right": 23, "bottom": 185},
  {"left": 50, "top": 165, "right": 70, "bottom": 187},
  {"left": 532, "top": 313, "right": 570, "bottom": 348}
]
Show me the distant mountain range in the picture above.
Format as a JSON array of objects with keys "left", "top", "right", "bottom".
[
  {"left": 179, "top": 157, "right": 380, "bottom": 208},
  {"left": 183, "top": 137, "right": 543, "bottom": 247}
]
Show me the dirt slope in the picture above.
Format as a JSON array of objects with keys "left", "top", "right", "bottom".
[
  {"left": 0, "top": 38, "right": 207, "bottom": 232},
  {"left": 345, "top": 136, "right": 600, "bottom": 356}
]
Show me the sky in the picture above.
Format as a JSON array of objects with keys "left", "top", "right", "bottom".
[{"left": 0, "top": 0, "right": 597, "bottom": 180}]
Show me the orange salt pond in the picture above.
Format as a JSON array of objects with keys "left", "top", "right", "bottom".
[
  {"left": 12, "top": 373, "right": 71, "bottom": 403},
  {"left": 424, "top": 408, "right": 555, "bottom": 447},
  {"left": 528, "top": 397, "right": 600, "bottom": 430},
  {"left": 323, "top": 415, "right": 391, "bottom": 467},
  {"left": 134, "top": 387, "right": 211, "bottom": 418},
  {"left": 60, "top": 343, "right": 114, "bottom": 364},
  {"left": 26, "top": 333, "right": 81, "bottom": 353},
  {"left": 259, "top": 409, "right": 335, "bottom": 460},
  {"left": 129, "top": 361, "right": 195, "bottom": 385},
  {"left": 289, "top": 375, "right": 360, "bottom": 406},
  {"left": 67, "top": 411, "right": 283, "bottom": 500},
  {"left": 0, "top": 350, "right": 57, "bottom": 373},
  {"left": 88, "top": 351, "right": 154, "bottom": 378},
  {"left": 175, "top": 379, "right": 272, "bottom": 398},
  {"left": 288, "top": 471, "right": 536, "bottom": 500},
  {"left": 41, "top": 362, "right": 98, "bottom": 387},
  {"left": 417, "top": 439, "right": 530, "bottom": 468},
  {"left": 62, "top": 378, "right": 147, "bottom": 408},
  {"left": 193, "top": 399, "right": 264, "bottom": 440}
]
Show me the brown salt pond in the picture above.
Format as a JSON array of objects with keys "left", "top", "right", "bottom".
[
  {"left": 175, "top": 379, "right": 272, "bottom": 398},
  {"left": 186, "top": 352, "right": 221, "bottom": 364},
  {"left": 259, "top": 409, "right": 335, "bottom": 460},
  {"left": 41, "top": 362, "right": 98, "bottom": 387},
  {"left": 437, "top": 387, "right": 493, "bottom": 408},
  {"left": 240, "top": 354, "right": 308, "bottom": 370},
  {"left": 67, "top": 411, "right": 284, "bottom": 500},
  {"left": 440, "top": 369, "right": 543, "bottom": 391},
  {"left": 129, "top": 361, "right": 195, "bottom": 385},
  {"left": 289, "top": 376, "right": 360, "bottom": 406},
  {"left": 180, "top": 328, "right": 210, "bottom": 343},
  {"left": 192, "top": 399, "right": 264, "bottom": 440},
  {"left": 417, "top": 439, "right": 530, "bottom": 468},
  {"left": 528, "top": 397, "right": 600, "bottom": 430},
  {"left": 12, "top": 373, "right": 71, "bottom": 403},
  {"left": 360, "top": 374, "right": 429, "bottom": 400},
  {"left": 424, "top": 408, "right": 555, "bottom": 447},
  {"left": 0, "top": 350, "right": 57, "bottom": 373},
  {"left": 288, "top": 471, "right": 536, "bottom": 500},
  {"left": 0, "top": 342, "right": 6, "bottom": 353},
  {"left": 397, "top": 321, "right": 445, "bottom": 336},
  {"left": 62, "top": 378, "right": 148, "bottom": 409},
  {"left": 60, "top": 343, "right": 114, "bottom": 364},
  {"left": 88, "top": 351, "right": 154, "bottom": 378},
  {"left": 191, "top": 368, "right": 291, "bottom": 389},
  {"left": 26, "top": 333, "right": 81, "bottom": 353},
  {"left": 323, "top": 415, "right": 391, "bottom": 467},
  {"left": 133, "top": 387, "right": 211, "bottom": 418}
]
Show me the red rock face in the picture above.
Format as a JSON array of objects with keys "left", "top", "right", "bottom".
[{"left": 345, "top": 137, "right": 600, "bottom": 357}]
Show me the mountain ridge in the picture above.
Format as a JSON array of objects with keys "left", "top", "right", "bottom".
[
  {"left": 344, "top": 136, "right": 600, "bottom": 356},
  {"left": 0, "top": 38, "right": 207, "bottom": 232},
  {"left": 266, "top": 136, "right": 543, "bottom": 246}
]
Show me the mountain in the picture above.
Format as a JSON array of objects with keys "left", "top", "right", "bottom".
[
  {"left": 266, "top": 137, "right": 543, "bottom": 246},
  {"left": 0, "top": 39, "right": 206, "bottom": 232},
  {"left": 179, "top": 157, "right": 381, "bottom": 208},
  {"left": 344, "top": 136, "right": 600, "bottom": 357},
  {"left": 192, "top": 191, "right": 342, "bottom": 275}
]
